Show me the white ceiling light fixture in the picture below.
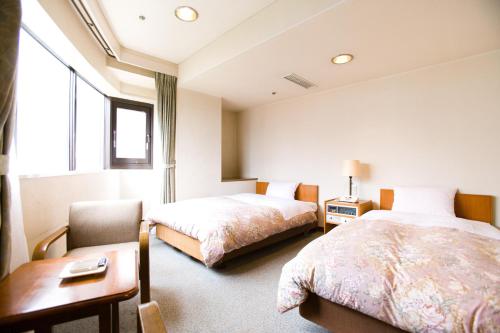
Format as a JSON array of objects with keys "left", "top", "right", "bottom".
[
  {"left": 331, "top": 54, "right": 354, "bottom": 64},
  {"left": 175, "top": 6, "right": 199, "bottom": 22}
]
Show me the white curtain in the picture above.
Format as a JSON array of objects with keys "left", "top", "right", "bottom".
[{"left": 8, "top": 141, "right": 28, "bottom": 272}]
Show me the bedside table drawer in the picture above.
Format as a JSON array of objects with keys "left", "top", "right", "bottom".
[
  {"left": 326, "top": 214, "right": 352, "bottom": 224},
  {"left": 326, "top": 204, "right": 358, "bottom": 216},
  {"left": 323, "top": 199, "right": 372, "bottom": 233}
]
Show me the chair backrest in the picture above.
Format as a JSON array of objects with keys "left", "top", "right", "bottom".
[
  {"left": 68, "top": 199, "right": 142, "bottom": 250},
  {"left": 138, "top": 301, "right": 168, "bottom": 333}
]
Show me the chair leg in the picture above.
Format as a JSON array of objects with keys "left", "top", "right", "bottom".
[
  {"left": 139, "top": 224, "right": 151, "bottom": 304},
  {"left": 139, "top": 257, "right": 150, "bottom": 303},
  {"left": 140, "top": 263, "right": 151, "bottom": 304},
  {"left": 137, "top": 311, "right": 142, "bottom": 333}
]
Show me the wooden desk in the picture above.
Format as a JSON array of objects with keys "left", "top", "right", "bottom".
[{"left": 0, "top": 250, "right": 138, "bottom": 333}]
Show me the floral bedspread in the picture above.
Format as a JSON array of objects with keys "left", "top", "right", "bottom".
[
  {"left": 147, "top": 196, "right": 316, "bottom": 267},
  {"left": 277, "top": 219, "right": 500, "bottom": 332}
]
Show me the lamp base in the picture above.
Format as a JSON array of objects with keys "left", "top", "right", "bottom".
[
  {"left": 349, "top": 176, "right": 353, "bottom": 196},
  {"left": 337, "top": 195, "right": 359, "bottom": 203}
]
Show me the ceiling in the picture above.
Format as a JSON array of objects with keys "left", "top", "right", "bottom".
[
  {"left": 86, "top": 0, "right": 500, "bottom": 110},
  {"left": 96, "top": 0, "right": 275, "bottom": 64},
  {"left": 181, "top": 0, "right": 500, "bottom": 110}
]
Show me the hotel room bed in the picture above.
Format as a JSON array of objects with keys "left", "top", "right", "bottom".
[
  {"left": 147, "top": 182, "right": 318, "bottom": 267},
  {"left": 277, "top": 189, "right": 499, "bottom": 333}
]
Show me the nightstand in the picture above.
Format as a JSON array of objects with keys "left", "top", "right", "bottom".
[{"left": 323, "top": 199, "right": 372, "bottom": 233}]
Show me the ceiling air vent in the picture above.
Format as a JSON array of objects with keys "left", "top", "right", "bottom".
[{"left": 283, "top": 73, "right": 316, "bottom": 89}]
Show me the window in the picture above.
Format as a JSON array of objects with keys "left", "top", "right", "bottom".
[
  {"left": 75, "top": 77, "right": 105, "bottom": 171},
  {"left": 16, "top": 29, "right": 70, "bottom": 175},
  {"left": 109, "top": 98, "right": 153, "bottom": 169},
  {"left": 16, "top": 26, "right": 154, "bottom": 174}
]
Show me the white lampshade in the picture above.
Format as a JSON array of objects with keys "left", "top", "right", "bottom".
[{"left": 342, "top": 160, "right": 360, "bottom": 177}]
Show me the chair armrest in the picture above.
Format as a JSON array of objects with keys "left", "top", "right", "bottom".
[
  {"left": 32, "top": 226, "right": 69, "bottom": 261},
  {"left": 139, "top": 220, "right": 150, "bottom": 303},
  {"left": 138, "top": 301, "right": 167, "bottom": 333},
  {"left": 140, "top": 220, "right": 150, "bottom": 239}
]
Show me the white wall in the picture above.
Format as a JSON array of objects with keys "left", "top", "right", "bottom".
[
  {"left": 20, "top": 172, "right": 121, "bottom": 257},
  {"left": 176, "top": 89, "right": 255, "bottom": 201},
  {"left": 20, "top": 169, "right": 163, "bottom": 258},
  {"left": 221, "top": 110, "right": 241, "bottom": 179},
  {"left": 239, "top": 51, "right": 500, "bottom": 225}
]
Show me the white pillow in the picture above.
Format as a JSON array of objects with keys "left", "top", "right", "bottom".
[
  {"left": 392, "top": 187, "right": 457, "bottom": 217},
  {"left": 266, "top": 182, "right": 299, "bottom": 200}
]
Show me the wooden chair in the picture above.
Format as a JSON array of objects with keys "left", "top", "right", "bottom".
[
  {"left": 138, "top": 301, "right": 168, "bottom": 333},
  {"left": 32, "top": 199, "right": 150, "bottom": 303}
]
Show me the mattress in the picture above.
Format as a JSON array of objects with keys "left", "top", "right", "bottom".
[
  {"left": 146, "top": 193, "right": 317, "bottom": 266},
  {"left": 277, "top": 210, "right": 500, "bottom": 332}
]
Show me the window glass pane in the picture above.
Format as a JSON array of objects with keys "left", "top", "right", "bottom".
[
  {"left": 16, "top": 30, "right": 70, "bottom": 174},
  {"left": 115, "top": 108, "right": 146, "bottom": 159},
  {"left": 76, "top": 77, "right": 104, "bottom": 171}
]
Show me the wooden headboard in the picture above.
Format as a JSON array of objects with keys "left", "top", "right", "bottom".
[
  {"left": 380, "top": 189, "right": 493, "bottom": 224},
  {"left": 256, "top": 182, "right": 318, "bottom": 204}
]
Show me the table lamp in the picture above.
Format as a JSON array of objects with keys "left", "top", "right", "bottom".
[{"left": 342, "top": 160, "right": 360, "bottom": 197}]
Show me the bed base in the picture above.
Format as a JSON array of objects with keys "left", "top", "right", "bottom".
[
  {"left": 156, "top": 222, "right": 317, "bottom": 267},
  {"left": 299, "top": 293, "right": 406, "bottom": 333}
]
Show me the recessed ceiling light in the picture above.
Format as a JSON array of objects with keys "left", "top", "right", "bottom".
[
  {"left": 331, "top": 54, "right": 354, "bottom": 64},
  {"left": 175, "top": 6, "right": 198, "bottom": 22}
]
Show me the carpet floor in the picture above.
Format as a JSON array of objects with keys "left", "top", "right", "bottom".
[{"left": 54, "top": 230, "right": 329, "bottom": 333}]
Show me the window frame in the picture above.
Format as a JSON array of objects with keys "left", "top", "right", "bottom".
[
  {"left": 18, "top": 25, "right": 155, "bottom": 174},
  {"left": 108, "top": 97, "right": 154, "bottom": 169},
  {"left": 74, "top": 74, "right": 107, "bottom": 171},
  {"left": 16, "top": 26, "right": 74, "bottom": 175}
]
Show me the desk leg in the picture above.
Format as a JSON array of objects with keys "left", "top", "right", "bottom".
[
  {"left": 34, "top": 326, "right": 52, "bottom": 333},
  {"left": 112, "top": 302, "right": 119, "bottom": 333},
  {"left": 99, "top": 304, "right": 112, "bottom": 333}
]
